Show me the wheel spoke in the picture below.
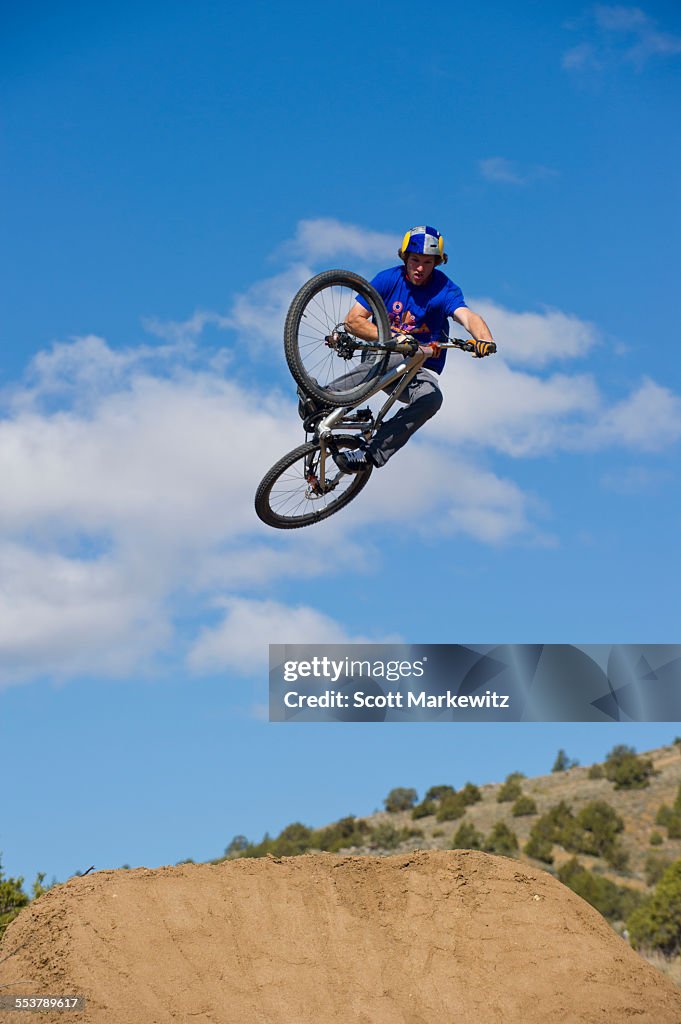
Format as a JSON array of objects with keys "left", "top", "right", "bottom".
[{"left": 256, "top": 439, "right": 371, "bottom": 528}]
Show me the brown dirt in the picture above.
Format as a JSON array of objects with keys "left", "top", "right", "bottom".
[{"left": 1, "top": 850, "right": 680, "bottom": 1024}]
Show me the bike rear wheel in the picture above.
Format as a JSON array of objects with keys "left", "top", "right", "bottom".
[
  {"left": 255, "top": 436, "right": 372, "bottom": 529},
  {"left": 284, "top": 270, "right": 391, "bottom": 407}
]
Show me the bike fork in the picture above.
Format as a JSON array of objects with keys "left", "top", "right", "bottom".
[{"left": 315, "top": 406, "right": 351, "bottom": 486}]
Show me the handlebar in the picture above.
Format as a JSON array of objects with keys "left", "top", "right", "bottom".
[
  {"left": 383, "top": 336, "right": 497, "bottom": 357},
  {"left": 328, "top": 329, "right": 497, "bottom": 359}
]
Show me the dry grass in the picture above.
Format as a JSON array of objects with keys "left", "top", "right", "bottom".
[{"left": 640, "top": 950, "right": 681, "bottom": 988}]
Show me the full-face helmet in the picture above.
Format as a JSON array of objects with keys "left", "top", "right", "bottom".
[{"left": 398, "top": 225, "right": 448, "bottom": 265}]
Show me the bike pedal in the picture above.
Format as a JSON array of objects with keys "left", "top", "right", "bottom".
[{"left": 350, "top": 407, "right": 373, "bottom": 422}]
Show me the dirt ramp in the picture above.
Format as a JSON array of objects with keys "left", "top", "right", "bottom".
[{"left": 1, "top": 850, "right": 680, "bottom": 1024}]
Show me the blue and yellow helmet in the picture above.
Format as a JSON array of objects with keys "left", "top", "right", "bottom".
[{"left": 398, "top": 225, "right": 447, "bottom": 265}]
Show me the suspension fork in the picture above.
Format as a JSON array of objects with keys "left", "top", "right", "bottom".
[{"left": 315, "top": 405, "right": 351, "bottom": 485}]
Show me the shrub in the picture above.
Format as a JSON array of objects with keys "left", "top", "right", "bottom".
[
  {"left": 512, "top": 795, "right": 538, "bottom": 817},
  {"left": 497, "top": 772, "right": 525, "bottom": 803},
  {"left": 542, "top": 801, "right": 582, "bottom": 850},
  {"left": 656, "top": 805, "right": 674, "bottom": 827},
  {"left": 452, "top": 822, "right": 484, "bottom": 850},
  {"left": 657, "top": 800, "right": 681, "bottom": 838},
  {"left": 603, "top": 744, "right": 655, "bottom": 790},
  {"left": 628, "top": 860, "right": 681, "bottom": 955},
  {"left": 369, "top": 824, "right": 404, "bottom": 850},
  {"left": 239, "top": 816, "right": 370, "bottom": 859},
  {"left": 521, "top": 799, "right": 624, "bottom": 865},
  {"left": 559, "top": 858, "right": 643, "bottom": 922},
  {"left": 315, "top": 816, "right": 370, "bottom": 852},
  {"left": 0, "top": 862, "right": 30, "bottom": 941},
  {"left": 225, "top": 835, "right": 250, "bottom": 856},
  {"left": 605, "top": 842, "right": 630, "bottom": 872},
  {"left": 524, "top": 830, "right": 554, "bottom": 863},
  {"left": 588, "top": 764, "right": 604, "bottom": 779},
  {"left": 0, "top": 860, "right": 51, "bottom": 941},
  {"left": 574, "top": 800, "right": 625, "bottom": 858},
  {"left": 411, "top": 800, "right": 437, "bottom": 820},
  {"left": 384, "top": 787, "right": 418, "bottom": 813},
  {"left": 667, "top": 815, "right": 681, "bottom": 839},
  {"left": 552, "top": 749, "right": 578, "bottom": 772},
  {"left": 270, "top": 822, "right": 314, "bottom": 856},
  {"left": 645, "top": 854, "right": 675, "bottom": 887},
  {"left": 436, "top": 792, "right": 467, "bottom": 822},
  {"left": 650, "top": 832, "right": 663, "bottom": 847},
  {"left": 425, "top": 785, "right": 456, "bottom": 802},
  {"left": 523, "top": 801, "right": 575, "bottom": 864},
  {"left": 460, "top": 783, "right": 482, "bottom": 806},
  {"left": 485, "top": 822, "right": 519, "bottom": 856},
  {"left": 369, "top": 823, "right": 423, "bottom": 850}
]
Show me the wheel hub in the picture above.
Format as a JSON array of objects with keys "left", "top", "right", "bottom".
[{"left": 325, "top": 325, "right": 357, "bottom": 360}]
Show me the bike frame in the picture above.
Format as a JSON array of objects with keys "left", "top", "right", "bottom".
[{"left": 310, "top": 339, "right": 471, "bottom": 488}]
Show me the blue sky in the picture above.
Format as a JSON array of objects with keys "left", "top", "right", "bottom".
[{"left": 1, "top": 1, "right": 680, "bottom": 885}]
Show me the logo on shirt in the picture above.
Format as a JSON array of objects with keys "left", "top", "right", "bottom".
[{"left": 388, "top": 309, "right": 430, "bottom": 336}]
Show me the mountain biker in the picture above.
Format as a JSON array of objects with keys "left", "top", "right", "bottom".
[{"left": 333, "top": 225, "right": 495, "bottom": 474}]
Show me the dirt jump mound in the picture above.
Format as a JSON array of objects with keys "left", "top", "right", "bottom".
[{"left": 1, "top": 850, "right": 680, "bottom": 1023}]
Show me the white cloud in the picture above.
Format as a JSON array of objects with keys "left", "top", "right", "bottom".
[
  {"left": 479, "top": 158, "right": 558, "bottom": 186},
  {"left": 0, "top": 543, "right": 170, "bottom": 681},
  {"left": 230, "top": 262, "right": 313, "bottom": 347},
  {"left": 601, "top": 464, "right": 672, "bottom": 494},
  {"left": 143, "top": 311, "right": 231, "bottom": 345},
  {"left": 0, "top": 338, "right": 303, "bottom": 684},
  {"left": 562, "top": 42, "right": 602, "bottom": 71},
  {"left": 0, "top": 344, "right": 298, "bottom": 541},
  {"left": 594, "top": 5, "right": 648, "bottom": 32},
  {"left": 434, "top": 357, "right": 598, "bottom": 456},
  {"left": 230, "top": 218, "right": 398, "bottom": 349},
  {"left": 1, "top": 216, "right": 679, "bottom": 687},
  {"left": 586, "top": 377, "right": 681, "bottom": 451},
  {"left": 434, "top": 352, "right": 681, "bottom": 458},
  {"left": 334, "top": 436, "right": 546, "bottom": 544},
  {"left": 188, "top": 597, "right": 398, "bottom": 674},
  {"left": 471, "top": 299, "right": 600, "bottom": 365},
  {"left": 564, "top": 6, "right": 681, "bottom": 70},
  {"left": 278, "top": 218, "right": 397, "bottom": 264}
]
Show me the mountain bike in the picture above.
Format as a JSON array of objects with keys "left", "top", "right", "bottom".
[{"left": 255, "top": 269, "right": 496, "bottom": 529}]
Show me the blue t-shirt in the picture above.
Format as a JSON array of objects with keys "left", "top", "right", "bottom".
[{"left": 357, "top": 265, "right": 467, "bottom": 373}]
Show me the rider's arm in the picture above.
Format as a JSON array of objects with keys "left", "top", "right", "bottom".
[
  {"left": 347, "top": 302, "right": 434, "bottom": 357},
  {"left": 452, "top": 306, "right": 494, "bottom": 342},
  {"left": 345, "top": 302, "right": 381, "bottom": 341}
]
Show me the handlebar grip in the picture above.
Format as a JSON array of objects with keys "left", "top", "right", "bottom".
[
  {"left": 472, "top": 340, "right": 496, "bottom": 357},
  {"left": 393, "top": 340, "right": 419, "bottom": 356}
]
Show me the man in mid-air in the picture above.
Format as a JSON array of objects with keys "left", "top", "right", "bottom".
[{"left": 333, "top": 225, "right": 495, "bottom": 474}]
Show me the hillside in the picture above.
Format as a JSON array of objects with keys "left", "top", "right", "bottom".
[{"left": 220, "top": 743, "right": 681, "bottom": 888}]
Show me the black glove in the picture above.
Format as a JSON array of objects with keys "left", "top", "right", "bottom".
[{"left": 472, "top": 340, "right": 496, "bottom": 358}]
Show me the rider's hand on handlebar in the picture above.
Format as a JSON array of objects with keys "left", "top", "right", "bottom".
[
  {"left": 420, "top": 341, "right": 441, "bottom": 359},
  {"left": 471, "top": 339, "right": 496, "bottom": 358},
  {"left": 391, "top": 331, "right": 420, "bottom": 356}
]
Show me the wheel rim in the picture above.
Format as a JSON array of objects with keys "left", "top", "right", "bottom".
[
  {"left": 295, "top": 281, "right": 381, "bottom": 397},
  {"left": 265, "top": 445, "right": 367, "bottom": 523}
]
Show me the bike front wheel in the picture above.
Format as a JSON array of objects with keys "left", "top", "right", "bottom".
[
  {"left": 284, "top": 270, "right": 391, "bottom": 407},
  {"left": 255, "top": 436, "right": 372, "bottom": 529}
]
